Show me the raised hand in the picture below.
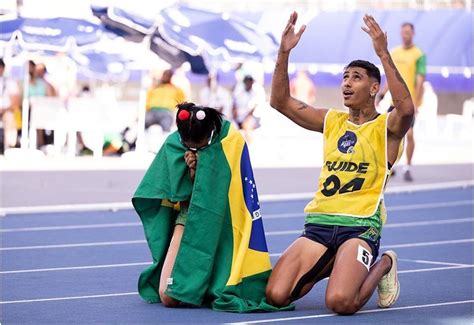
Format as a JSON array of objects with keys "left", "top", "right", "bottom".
[
  {"left": 361, "top": 14, "right": 389, "bottom": 58},
  {"left": 280, "top": 12, "right": 306, "bottom": 53}
]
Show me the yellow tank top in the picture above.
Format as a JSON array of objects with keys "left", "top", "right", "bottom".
[
  {"left": 304, "top": 110, "right": 390, "bottom": 218},
  {"left": 391, "top": 45, "right": 425, "bottom": 104},
  {"left": 145, "top": 84, "right": 186, "bottom": 111}
]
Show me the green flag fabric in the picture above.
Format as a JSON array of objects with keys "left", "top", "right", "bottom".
[{"left": 132, "top": 120, "right": 293, "bottom": 312}]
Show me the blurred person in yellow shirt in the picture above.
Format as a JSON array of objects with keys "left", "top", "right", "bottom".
[
  {"left": 145, "top": 69, "right": 186, "bottom": 132},
  {"left": 377, "top": 23, "right": 426, "bottom": 181}
]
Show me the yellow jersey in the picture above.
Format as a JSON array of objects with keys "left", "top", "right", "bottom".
[
  {"left": 145, "top": 83, "right": 185, "bottom": 111},
  {"left": 305, "top": 110, "right": 390, "bottom": 219},
  {"left": 391, "top": 45, "right": 426, "bottom": 105}
]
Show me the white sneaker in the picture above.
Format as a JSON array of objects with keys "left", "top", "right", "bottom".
[{"left": 377, "top": 250, "right": 400, "bottom": 308}]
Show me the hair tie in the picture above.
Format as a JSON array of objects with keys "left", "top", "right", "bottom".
[
  {"left": 178, "top": 110, "right": 190, "bottom": 121},
  {"left": 196, "top": 110, "right": 206, "bottom": 120}
]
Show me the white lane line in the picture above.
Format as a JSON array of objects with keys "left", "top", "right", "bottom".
[
  {"left": 0, "top": 222, "right": 142, "bottom": 233},
  {"left": 264, "top": 200, "right": 474, "bottom": 220},
  {"left": 386, "top": 180, "right": 474, "bottom": 193},
  {"left": 398, "top": 265, "right": 474, "bottom": 274},
  {"left": 1, "top": 202, "right": 133, "bottom": 216},
  {"left": 226, "top": 300, "right": 474, "bottom": 324},
  {"left": 0, "top": 240, "right": 146, "bottom": 251},
  {"left": 2, "top": 259, "right": 472, "bottom": 276},
  {"left": 382, "top": 238, "right": 474, "bottom": 249},
  {"left": 0, "top": 292, "right": 138, "bottom": 304},
  {"left": 1, "top": 237, "right": 472, "bottom": 253},
  {"left": 0, "top": 262, "right": 150, "bottom": 274},
  {"left": 384, "top": 217, "right": 473, "bottom": 228},
  {"left": 1, "top": 212, "right": 472, "bottom": 233},
  {"left": 387, "top": 200, "right": 473, "bottom": 212},
  {"left": 260, "top": 180, "right": 474, "bottom": 203},
  {"left": 1, "top": 266, "right": 472, "bottom": 305},
  {"left": 268, "top": 238, "right": 474, "bottom": 257},
  {"left": 398, "top": 258, "right": 470, "bottom": 267},
  {"left": 2, "top": 180, "right": 472, "bottom": 216}
]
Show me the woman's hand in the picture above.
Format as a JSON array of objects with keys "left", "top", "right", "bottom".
[
  {"left": 184, "top": 151, "right": 197, "bottom": 181},
  {"left": 361, "top": 14, "right": 389, "bottom": 59},
  {"left": 184, "top": 151, "right": 197, "bottom": 169}
]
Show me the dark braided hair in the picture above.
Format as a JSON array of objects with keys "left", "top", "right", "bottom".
[{"left": 176, "top": 102, "right": 223, "bottom": 143}]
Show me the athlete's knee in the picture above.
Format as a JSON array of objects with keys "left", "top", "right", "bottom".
[
  {"left": 266, "top": 283, "right": 291, "bottom": 307},
  {"left": 326, "top": 291, "right": 359, "bottom": 315},
  {"left": 159, "top": 290, "right": 180, "bottom": 308}
]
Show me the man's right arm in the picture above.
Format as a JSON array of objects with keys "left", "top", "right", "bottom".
[
  {"left": 270, "top": 12, "right": 328, "bottom": 133},
  {"left": 270, "top": 50, "right": 327, "bottom": 132}
]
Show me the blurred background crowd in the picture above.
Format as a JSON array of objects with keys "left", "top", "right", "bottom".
[{"left": 0, "top": 0, "right": 472, "bottom": 168}]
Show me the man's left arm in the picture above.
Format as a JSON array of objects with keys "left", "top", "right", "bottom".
[{"left": 414, "top": 53, "right": 427, "bottom": 110}]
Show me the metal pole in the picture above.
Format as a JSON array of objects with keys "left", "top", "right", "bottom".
[
  {"left": 135, "top": 69, "right": 147, "bottom": 153},
  {"left": 134, "top": 34, "right": 153, "bottom": 153},
  {"left": 20, "top": 59, "right": 30, "bottom": 149}
]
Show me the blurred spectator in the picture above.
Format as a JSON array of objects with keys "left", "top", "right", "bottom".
[
  {"left": 145, "top": 69, "right": 186, "bottom": 132},
  {"left": 232, "top": 75, "right": 265, "bottom": 143},
  {"left": 49, "top": 53, "right": 78, "bottom": 101},
  {"left": 71, "top": 84, "right": 125, "bottom": 157},
  {"left": 415, "top": 81, "right": 438, "bottom": 136},
  {"left": 29, "top": 60, "right": 57, "bottom": 149},
  {"left": 377, "top": 22, "right": 426, "bottom": 182},
  {"left": 462, "top": 97, "right": 474, "bottom": 119},
  {"left": 171, "top": 65, "right": 192, "bottom": 100},
  {"left": 418, "top": 81, "right": 438, "bottom": 116},
  {"left": 290, "top": 70, "right": 316, "bottom": 105},
  {"left": 233, "top": 61, "right": 265, "bottom": 91},
  {"left": 0, "top": 58, "right": 21, "bottom": 153},
  {"left": 75, "top": 84, "right": 92, "bottom": 155},
  {"left": 35, "top": 63, "right": 57, "bottom": 96},
  {"left": 199, "top": 73, "right": 232, "bottom": 119},
  {"left": 79, "top": 84, "right": 92, "bottom": 96},
  {"left": 102, "top": 132, "right": 125, "bottom": 156},
  {"left": 29, "top": 61, "right": 56, "bottom": 98}
]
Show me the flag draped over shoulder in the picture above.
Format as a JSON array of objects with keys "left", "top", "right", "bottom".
[{"left": 132, "top": 120, "right": 292, "bottom": 312}]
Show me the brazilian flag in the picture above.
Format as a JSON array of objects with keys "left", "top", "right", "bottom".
[{"left": 133, "top": 120, "right": 292, "bottom": 312}]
